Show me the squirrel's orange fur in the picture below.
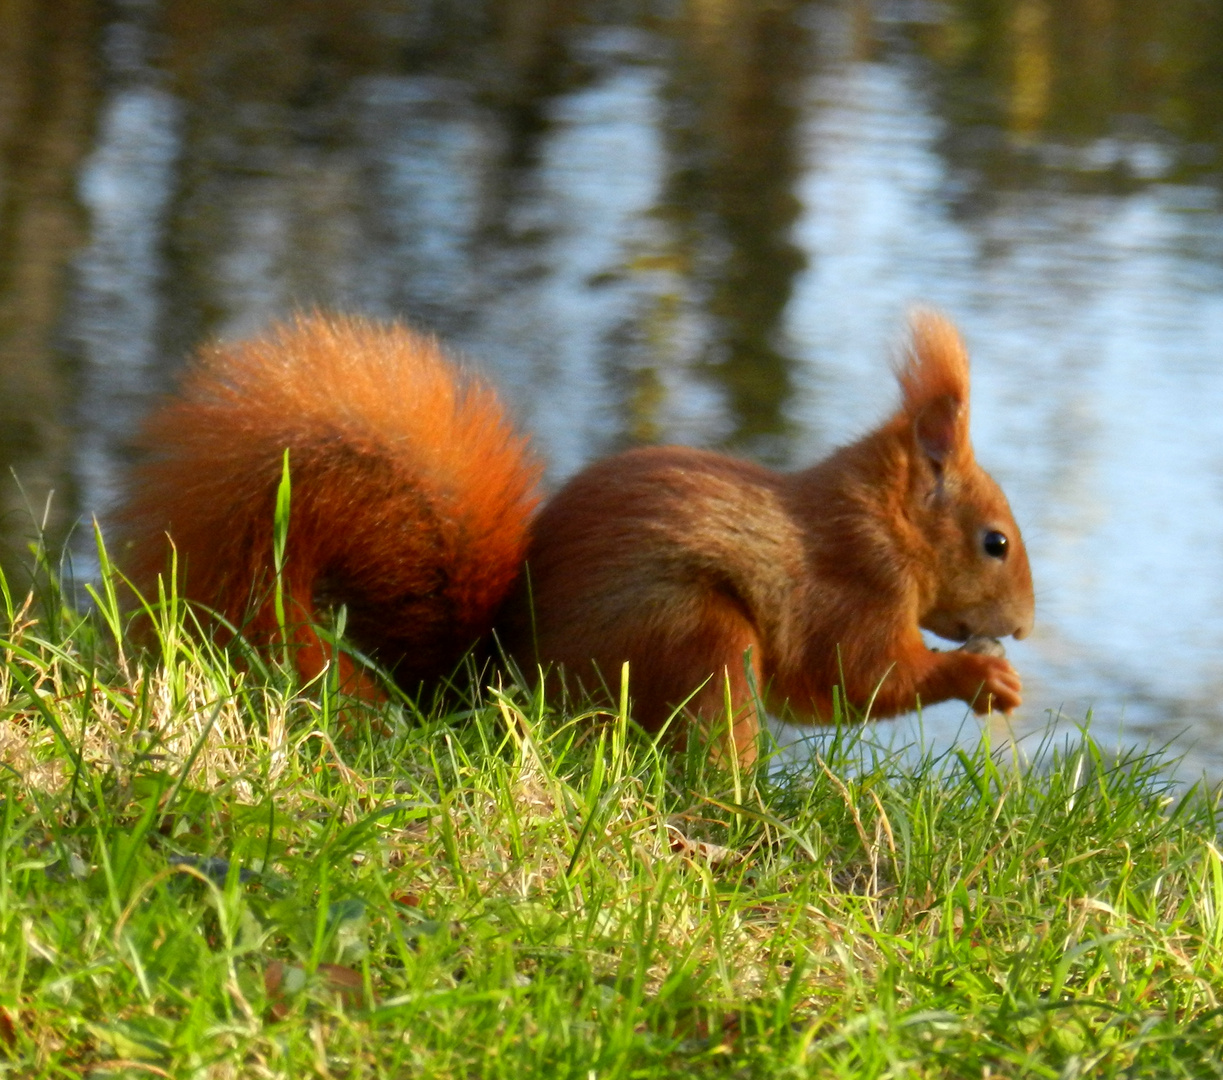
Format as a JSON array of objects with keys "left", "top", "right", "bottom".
[
  {"left": 117, "top": 315, "right": 541, "bottom": 693},
  {"left": 509, "top": 311, "right": 1034, "bottom": 761},
  {"left": 117, "top": 311, "right": 1034, "bottom": 762}
]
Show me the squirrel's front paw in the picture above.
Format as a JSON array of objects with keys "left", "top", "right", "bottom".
[{"left": 956, "top": 652, "right": 1022, "bottom": 715}]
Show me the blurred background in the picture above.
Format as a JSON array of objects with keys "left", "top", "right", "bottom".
[{"left": 2, "top": 0, "right": 1222, "bottom": 774}]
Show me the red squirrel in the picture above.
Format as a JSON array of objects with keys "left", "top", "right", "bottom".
[{"left": 117, "top": 311, "right": 1034, "bottom": 763}]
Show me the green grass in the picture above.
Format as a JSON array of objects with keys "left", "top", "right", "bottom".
[{"left": 0, "top": 546, "right": 1220, "bottom": 1077}]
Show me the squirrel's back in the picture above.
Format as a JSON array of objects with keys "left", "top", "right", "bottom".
[{"left": 117, "top": 314, "right": 540, "bottom": 685}]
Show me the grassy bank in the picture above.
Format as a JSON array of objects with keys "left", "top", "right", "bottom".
[{"left": 0, "top": 556, "right": 1220, "bottom": 1078}]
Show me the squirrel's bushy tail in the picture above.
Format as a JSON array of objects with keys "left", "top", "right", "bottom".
[{"left": 116, "top": 314, "right": 541, "bottom": 688}]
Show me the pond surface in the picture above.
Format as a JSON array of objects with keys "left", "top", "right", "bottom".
[{"left": 3, "top": 0, "right": 1223, "bottom": 776}]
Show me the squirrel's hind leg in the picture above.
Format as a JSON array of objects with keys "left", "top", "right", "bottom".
[{"left": 629, "top": 592, "right": 764, "bottom": 769}]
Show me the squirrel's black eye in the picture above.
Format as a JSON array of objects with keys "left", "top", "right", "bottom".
[{"left": 982, "top": 530, "right": 1009, "bottom": 560}]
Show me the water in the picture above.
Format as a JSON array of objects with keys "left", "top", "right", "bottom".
[{"left": 2, "top": 0, "right": 1222, "bottom": 776}]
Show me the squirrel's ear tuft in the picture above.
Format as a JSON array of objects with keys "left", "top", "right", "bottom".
[
  {"left": 896, "top": 309, "right": 972, "bottom": 461},
  {"left": 897, "top": 310, "right": 970, "bottom": 406}
]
